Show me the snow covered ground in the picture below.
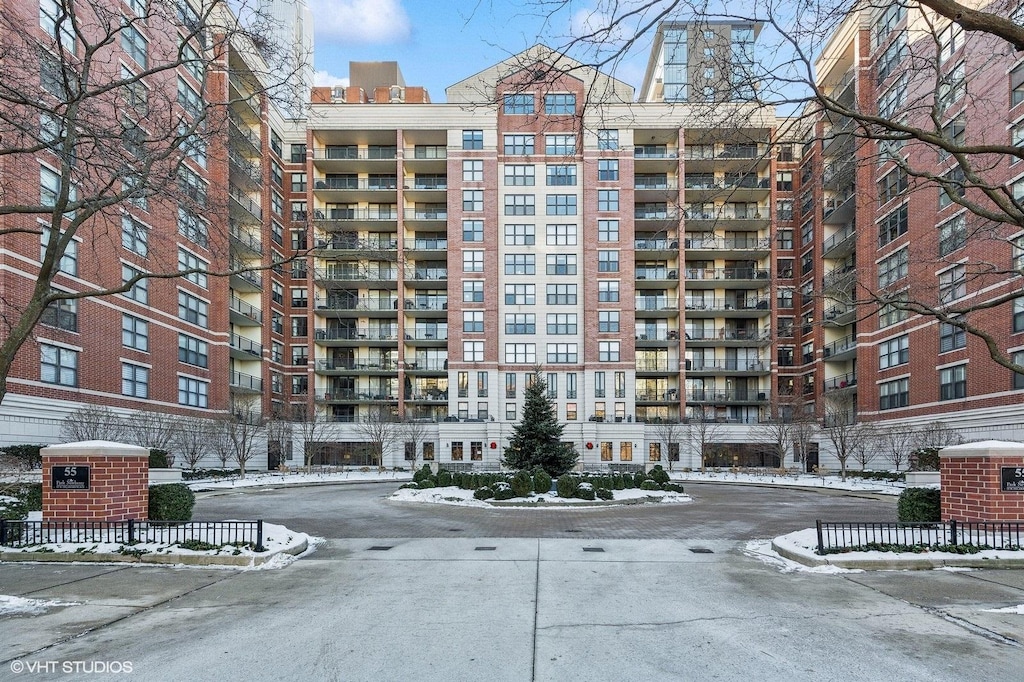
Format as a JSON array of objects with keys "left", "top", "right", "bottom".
[
  {"left": 389, "top": 485, "right": 692, "bottom": 508},
  {"left": 187, "top": 468, "right": 412, "bottom": 490},
  {"left": 671, "top": 469, "right": 905, "bottom": 495},
  {"left": 0, "top": 595, "right": 78, "bottom": 617}
]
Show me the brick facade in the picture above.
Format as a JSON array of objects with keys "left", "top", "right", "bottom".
[
  {"left": 41, "top": 441, "right": 149, "bottom": 522},
  {"left": 940, "top": 441, "right": 1024, "bottom": 522}
]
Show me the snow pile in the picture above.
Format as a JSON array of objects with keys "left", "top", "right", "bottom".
[
  {"left": 743, "top": 539, "right": 861, "bottom": 574},
  {"left": 390, "top": 485, "right": 692, "bottom": 508},
  {"left": 672, "top": 470, "right": 904, "bottom": 495},
  {"left": 774, "top": 527, "right": 1024, "bottom": 563},
  {"left": 984, "top": 604, "right": 1024, "bottom": 615},
  {"left": 188, "top": 469, "right": 412, "bottom": 490},
  {"left": 0, "top": 595, "right": 78, "bottom": 616}
]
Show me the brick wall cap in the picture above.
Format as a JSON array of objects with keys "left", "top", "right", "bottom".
[
  {"left": 41, "top": 441, "right": 150, "bottom": 458},
  {"left": 940, "top": 440, "right": 1024, "bottom": 459}
]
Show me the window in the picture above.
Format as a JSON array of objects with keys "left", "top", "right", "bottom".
[
  {"left": 40, "top": 0, "right": 75, "bottom": 51},
  {"left": 40, "top": 344, "right": 77, "bottom": 386},
  {"left": 939, "top": 166, "right": 966, "bottom": 209},
  {"left": 1014, "top": 297, "right": 1024, "bottom": 333},
  {"left": 291, "top": 287, "right": 308, "bottom": 308},
  {"left": 879, "top": 377, "right": 909, "bottom": 410},
  {"left": 461, "top": 189, "right": 483, "bottom": 212},
  {"left": 290, "top": 144, "right": 306, "bottom": 163},
  {"left": 271, "top": 311, "right": 283, "bottom": 335},
  {"left": 879, "top": 293, "right": 909, "bottom": 328},
  {"left": 506, "top": 373, "right": 517, "bottom": 398},
  {"left": 597, "top": 190, "right": 619, "bottom": 211},
  {"left": 777, "top": 229, "right": 794, "bottom": 249},
  {"left": 546, "top": 224, "right": 577, "bottom": 245},
  {"left": 937, "top": 62, "right": 965, "bottom": 114},
  {"left": 177, "top": 290, "right": 208, "bottom": 328},
  {"left": 177, "top": 77, "right": 202, "bottom": 118},
  {"left": 122, "top": 264, "right": 148, "bottom": 303},
  {"left": 504, "top": 93, "right": 534, "bottom": 114},
  {"left": 546, "top": 195, "right": 577, "bottom": 215},
  {"left": 545, "top": 135, "right": 575, "bottom": 155},
  {"left": 1014, "top": 63, "right": 1024, "bottom": 107},
  {"left": 121, "top": 363, "right": 148, "bottom": 398},
  {"left": 505, "top": 284, "right": 536, "bottom": 305},
  {"left": 938, "top": 214, "right": 967, "bottom": 256},
  {"left": 939, "top": 117, "right": 966, "bottom": 162},
  {"left": 940, "top": 364, "right": 967, "bottom": 400},
  {"left": 37, "top": 290, "right": 76, "bottom": 331},
  {"left": 504, "top": 343, "right": 536, "bottom": 364},
  {"left": 291, "top": 172, "right": 307, "bottom": 193},
  {"left": 878, "top": 75, "right": 906, "bottom": 118},
  {"left": 546, "top": 165, "right": 577, "bottom": 186},
  {"left": 457, "top": 371, "right": 469, "bottom": 398},
  {"left": 598, "top": 281, "right": 620, "bottom": 302},
  {"left": 598, "top": 311, "right": 619, "bottom": 332},
  {"left": 1014, "top": 351, "right": 1024, "bottom": 389},
  {"left": 463, "top": 130, "right": 483, "bottom": 150},
  {"left": 463, "top": 219, "right": 484, "bottom": 242},
  {"left": 599, "top": 341, "right": 620, "bottom": 362},
  {"left": 40, "top": 227, "right": 77, "bottom": 276},
  {"left": 878, "top": 169, "right": 908, "bottom": 205},
  {"left": 463, "top": 250, "right": 485, "bottom": 273},
  {"left": 505, "top": 313, "right": 536, "bottom": 334},
  {"left": 597, "top": 129, "right": 619, "bottom": 150},
  {"left": 505, "top": 253, "right": 535, "bottom": 275},
  {"left": 872, "top": 2, "right": 906, "bottom": 49},
  {"left": 121, "top": 21, "right": 148, "bottom": 67},
  {"left": 270, "top": 161, "right": 283, "bottom": 187},
  {"left": 598, "top": 220, "right": 619, "bottom": 242},
  {"left": 546, "top": 284, "right": 577, "bottom": 305},
  {"left": 538, "top": 252, "right": 575, "bottom": 276},
  {"left": 477, "top": 372, "right": 488, "bottom": 397},
  {"left": 122, "top": 215, "right": 149, "bottom": 256},
  {"left": 464, "top": 310, "right": 484, "bottom": 333},
  {"left": 177, "top": 207, "right": 207, "bottom": 248},
  {"left": 547, "top": 313, "right": 578, "bottom": 334},
  {"left": 597, "top": 250, "right": 619, "bottom": 272},
  {"left": 504, "top": 224, "right": 535, "bottom": 245},
  {"left": 939, "top": 264, "right": 966, "bottom": 303},
  {"left": 546, "top": 343, "right": 578, "bottom": 363},
  {"left": 463, "top": 280, "right": 484, "bottom": 303},
  {"left": 463, "top": 160, "right": 483, "bottom": 182},
  {"left": 505, "top": 165, "right": 535, "bottom": 186},
  {"left": 178, "top": 334, "right": 207, "bottom": 367},
  {"left": 506, "top": 402, "right": 517, "bottom": 420},
  {"left": 776, "top": 171, "right": 793, "bottom": 191},
  {"left": 877, "top": 248, "right": 908, "bottom": 287},
  {"left": 877, "top": 204, "right": 908, "bottom": 247},
  {"left": 545, "top": 93, "right": 576, "bottom": 114},
  {"left": 291, "top": 316, "right": 308, "bottom": 338},
  {"left": 615, "top": 371, "right": 625, "bottom": 398},
  {"left": 877, "top": 30, "right": 906, "bottom": 81},
  {"left": 619, "top": 442, "right": 633, "bottom": 462},
  {"left": 504, "top": 134, "right": 534, "bottom": 155},
  {"left": 598, "top": 159, "right": 619, "bottom": 181},
  {"left": 878, "top": 335, "right": 909, "bottom": 369},
  {"left": 940, "top": 320, "right": 966, "bottom": 352},
  {"left": 463, "top": 341, "right": 484, "bottom": 362},
  {"left": 178, "top": 248, "right": 207, "bottom": 288},
  {"left": 122, "top": 314, "right": 148, "bottom": 351},
  {"left": 504, "top": 194, "right": 535, "bottom": 215},
  {"left": 178, "top": 375, "right": 208, "bottom": 408},
  {"left": 547, "top": 374, "right": 558, "bottom": 399}
]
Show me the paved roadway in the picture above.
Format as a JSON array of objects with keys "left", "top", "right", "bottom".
[{"left": 4, "top": 482, "right": 1024, "bottom": 681}]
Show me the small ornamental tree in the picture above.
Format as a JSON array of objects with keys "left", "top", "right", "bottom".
[{"left": 502, "top": 371, "right": 578, "bottom": 477}]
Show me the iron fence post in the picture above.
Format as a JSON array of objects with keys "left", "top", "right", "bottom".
[
  {"left": 0, "top": 519, "right": 6, "bottom": 546},
  {"left": 128, "top": 519, "right": 135, "bottom": 544},
  {"left": 816, "top": 519, "right": 824, "bottom": 555},
  {"left": 256, "top": 520, "right": 264, "bottom": 552},
  {"left": 949, "top": 519, "right": 957, "bottom": 546}
]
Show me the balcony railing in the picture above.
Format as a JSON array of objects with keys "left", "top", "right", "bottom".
[
  {"left": 404, "top": 329, "right": 448, "bottom": 341},
  {"left": 634, "top": 178, "right": 678, "bottom": 190},
  {"left": 684, "top": 297, "right": 770, "bottom": 311},
  {"left": 317, "top": 390, "right": 399, "bottom": 401},
  {"left": 405, "top": 145, "right": 447, "bottom": 160},
  {"left": 313, "top": 147, "right": 398, "bottom": 161},
  {"left": 823, "top": 335, "right": 857, "bottom": 358},
  {"left": 230, "top": 332, "right": 263, "bottom": 357},
  {"left": 634, "top": 146, "right": 677, "bottom": 159},
  {"left": 683, "top": 237, "right": 771, "bottom": 250},
  {"left": 229, "top": 370, "right": 262, "bottom": 392},
  {"left": 687, "top": 389, "right": 769, "bottom": 402},
  {"left": 314, "top": 298, "right": 399, "bottom": 311},
  {"left": 404, "top": 238, "right": 448, "bottom": 251},
  {"left": 822, "top": 224, "right": 856, "bottom": 254},
  {"left": 684, "top": 267, "right": 770, "bottom": 281},
  {"left": 684, "top": 327, "right": 771, "bottom": 342},
  {"left": 404, "top": 359, "right": 448, "bottom": 371},
  {"left": 314, "top": 237, "right": 398, "bottom": 251},
  {"left": 635, "top": 331, "right": 681, "bottom": 342},
  {"left": 314, "top": 267, "right": 399, "bottom": 282},
  {"left": 229, "top": 151, "right": 262, "bottom": 185},
  {"left": 229, "top": 260, "right": 262, "bottom": 289},
  {"left": 635, "top": 268, "right": 678, "bottom": 280},
  {"left": 403, "top": 297, "right": 448, "bottom": 311},
  {"left": 314, "top": 328, "right": 399, "bottom": 342},
  {"left": 315, "top": 358, "right": 399, "bottom": 371},
  {"left": 313, "top": 208, "right": 399, "bottom": 221},
  {"left": 824, "top": 371, "right": 858, "bottom": 391},
  {"left": 823, "top": 266, "right": 856, "bottom": 290},
  {"left": 404, "top": 208, "right": 448, "bottom": 220},
  {"left": 636, "top": 389, "right": 681, "bottom": 401},
  {"left": 229, "top": 189, "right": 262, "bottom": 220},
  {"left": 634, "top": 297, "right": 679, "bottom": 311},
  {"left": 229, "top": 296, "right": 262, "bottom": 324},
  {"left": 405, "top": 267, "right": 448, "bottom": 281},
  {"left": 635, "top": 206, "right": 680, "bottom": 220},
  {"left": 635, "top": 360, "right": 681, "bottom": 372},
  {"left": 686, "top": 359, "right": 768, "bottom": 372},
  {"left": 634, "top": 238, "right": 679, "bottom": 251},
  {"left": 229, "top": 224, "right": 263, "bottom": 255},
  {"left": 313, "top": 177, "right": 399, "bottom": 190}
]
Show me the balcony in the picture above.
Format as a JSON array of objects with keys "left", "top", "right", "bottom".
[
  {"left": 314, "top": 236, "right": 398, "bottom": 254},
  {"left": 314, "top": 298, "right": 399, "bottom": 313},
  {"left": 229, "top": 223, "right": 263, "bottom": 256},
  {"left": 229, "top": 151, "right": 262, "bottom": 188},
  {"left": 229, "top": 370, "right": 262, "bottom": 393},
  {"left": 685, "top": 359, "right": 769, "bottom": 373},
  {"left": 822, "top": 335, "right": 857, "bottom": 361},
  {"left": 229, "top": 295, "right": 262, "bottom": 326},
  {"left": 635, "top": 360, "right": 681, "bottom": 373},
  {"left": 823, "top": 371, "right": 858, "bottom": 392},
  {"left": 404, "top": 329, "right": 448, "bottom": 342},
  {"left": 635, "top": 267, "right": 678, "bottom": 282},
  {"left": 634, "top": 238, "right": 679, "bottom": 254},
  {"left": 683, "top": 236, "right": 771, "bottom": 256},
  {"left": 403, "top": 207, "right": 448, "bottom": 222},
  {"left": 683, "top": 267, "right": 770, "bottom": 286},
  {"left": 404, "top": 145, "right": 447, "bottom": 160},
  {"left": 314, "top": 357, "right": 399, "bottom": 373},
  {"left": 313, "top": 327, "right": 400, "bottom": 343},
  {"left": 403, "top": 359, "right": 448, "bottom": 372},
  {"left": 686, "top": 389, "right": 769, "bottom": 403},
  {"left": 684, "top": 297, "right": 770, "bottom": 315},
  {"left": 229, "top": 332, "right": 263, "bottom": 360},
  {"left": 229, "top": 189, "right": 262, "bottom": 222},
  {"left": 313, "top": 147, "right": 398, "bottom": 161},
  {"left": 823, "top": 159, "right": 855, "bottom": 189},
  {"left": 822, "top": 224, "right": 856, "bottom": 259},
  {"left": 823, "top": 305, "right": 856, "bottom": 327},
  {"left": 403, "top": 297, "right": 448, "bottom": 313},
  {"left": 316, "top": 390, "right": 399, "bottom": 402},
  {"left": 684, "top": 327, "right": 772, "bottom": 345},
  {"left": 635, "top": 330, "right": 681, "bottom": 343},
  {"left": 227, "top": 73, "right": 260, "bottom": 121},
  {"left": 229, "top": 116, "right": 261, "bottom": 155},
  {"left": 314, "top": 177, "right": 399, "bottom": 191},
  {"left": 634, "top": 145, "right": 677, "bottom": 160},
  {"left": 313, "top": 267, "right": 399, "bottom": 285},
  {"left": 634, "top": 297, "right": 679, "bottom": 313},
  {"left": 822, "top": 187, "right": 856, "bottom": 226},
  {"left": 404, "top": 238, "right": 449, "bottom": 252},
  {"left": 313, "top": 207, "right": 399, "bottom": 226},
  {"left": 404, "top": 266, "right": 448, "bottom": 282},
  {"left": 636, "top": 388, "right": 680, "bottom": 402},
  {"left": 229, "top": 260, "right": 262, "bottom": 292},
  {"left": 635, "top": 204, "right": 680, "bottom": 222},
  {"left": 822, "top": 266, "right": 857, "bottom": 293}
]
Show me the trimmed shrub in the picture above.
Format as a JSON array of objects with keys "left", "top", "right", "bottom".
[
  {"left": 474, "top": 486, "right": 494, "bottom": 500},
  {"left": 622, "top": 473, "right": 635, "bottom": 489},
  {"left": 649, "top": 465, "right": 670, "bottom": 485},
  {"left": 149, "top": 449, "right": 171, "bottom": 468},
  {"left": 633, "top": 472, "right": 647, "bottom": 487},
  {"left": 437, "top": 470, "right": 453, "bottom": 487},
  {"left": 576, "top": 482, "right": 596, "bottom": 500},
  {"left": 664, "top": 483, "right": 686, "bottom": 493},
  {"left": 181, "top": 468, "right": 241, "bottom": 481},
  {"left": 417, "top": 477, "right": 436, "bottom": 489},
  {"left": 640, "top": 480, "right": 662, "bottom": 491},
  {"left": 595, "top": 487, "right": 614, "bottom": 501},
  {"left": 399, "top": 482, "right": 418, "bottom": 489},
  {"left": 911, "top": 448, "right": 941, "bottom": 472},
  {"left": 898, "top": 487, "right": 941, "bottom": 522},
  {"left": 1, "top": 444, "right": 45, "bottom": 469},
  {"left": 148, "top": 483, "right": 195, "bottom": 521},
  {"left": 556, "top": 475, "right": 579, "bottom": 498},
  {"left": 493, "top": 482, "right": 515, "bottom": 500},
  {"left": 511, "top": 470, "right": 533, "bottom": 498},
  {"left": 612, "top": 474, "right": 625, "bottom": 490},
  {"left": 533, "top": 468, "right": 553, "bottom": 494},
  {"left": 413, "top": 464, "right": 433, "bottom": 483}
]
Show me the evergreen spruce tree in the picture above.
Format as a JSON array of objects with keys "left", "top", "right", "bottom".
[{"left": 503, "top": 371, "right": 578, "bottom": 477}]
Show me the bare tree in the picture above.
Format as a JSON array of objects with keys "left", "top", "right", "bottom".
[
  {"left": 289, "top": 403, "right": 326, "bottom": 473},
  {"left": 353, "top": 404, "right": 400, "bottom": 469},
  {"left": 821, "top": 393, "right": 875, "bottom": 480},
  {"left": 683, "top": 405, "right": 722, "bottom": 469},
  {"left": 652, "top": 419, "right": 682, "bottom": 471},
  {"left": 224, "top": 395, "right": 264, "bottom": 479},
  {"left": 877, "top": 425, "right": 918, "bottom": 472},
  {"left": 263, "top": 405, "right": 293, "bottom": 472},
  {"left": 916, "top": 421, "right": 964, "bottom": 450},
  {"left": 123, "top": 410, "right": 177, "bottom": 453},
  {"left": 60, "top": 405, "right": 125, "bottom": 442},
  {"left": 518, "top": 0, "right": 1024, "bottom": 378},
  {"left": 207, "top": 418, "right": 234, "bottom": 472},
  {"left": 399, "top": 418, "right": 431, "bottom": 473},
  {"left": 0, "top": 0, "right": 305, "bottom": 403},
  {"left": 173, "top": 415, "right": 208, "bottom": 471}
]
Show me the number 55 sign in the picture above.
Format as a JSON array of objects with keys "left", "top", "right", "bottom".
[
  {"left": 1001, "top": 467, "right": 1024, "bottom": 492},
  {"left": 51, "top": 465, "right": 90, "bottom": 490}
]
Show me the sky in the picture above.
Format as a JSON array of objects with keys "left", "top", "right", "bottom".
[{"left": 307, "top": 0, "right": 657, "bottom": 102}]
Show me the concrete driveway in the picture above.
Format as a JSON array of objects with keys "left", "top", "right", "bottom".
[{"left": 3, "top": 482, "right": 1024, "bottom": 681}]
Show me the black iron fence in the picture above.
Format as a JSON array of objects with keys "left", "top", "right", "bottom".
[
  {"left": 816, "top": 520, "right": 1024, "bottom": 555},
  {"left": 0, "top": 520, "right": 264, "bottom": 551}
]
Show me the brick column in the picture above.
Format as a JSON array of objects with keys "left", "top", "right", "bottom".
[
  {"left": 939, "top": 441, "right": 1024, "bottom": 522},
  {"left": 41, "top": 441, "right": 150, "bottom": 521}
]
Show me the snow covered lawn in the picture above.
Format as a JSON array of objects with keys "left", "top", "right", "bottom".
[
  {"left": 187, "top": 469, "right": 412, "bottom": 490},
  {"left": 390, "top": 485, "right": 692, "bottom": 508},
  {"left": 671, "top": 470, "right": 905, "bottom": 495}
]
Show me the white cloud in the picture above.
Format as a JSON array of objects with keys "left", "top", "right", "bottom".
[
  {"left": 313, "top": 70, "right": 349, "bottom": 88},
  {"left": 309, "top": 0, "right": 411, "bottom": 44}
]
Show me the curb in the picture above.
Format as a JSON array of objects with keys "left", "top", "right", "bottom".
[
  {"left": 678, "top": 479, "right": 898, "bottom": 498},
  {"left": 192, "top": 477, "right": 413, "bottom": 495},
  {"left": 770, "top": 538, "right": 1024, "bottom": 570},
  {"left": 0, "top": 538, "right": 308, "bottom": 567}
]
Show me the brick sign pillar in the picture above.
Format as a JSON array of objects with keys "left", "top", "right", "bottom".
[
  {"left": 41, "top": 441, "right": 149, "bottom": 521},
  {"left": 940, "top": 440, "right": 1024, "bottom": 522}
]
